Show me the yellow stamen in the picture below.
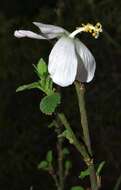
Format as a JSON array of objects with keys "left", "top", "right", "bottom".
[
  {"left": 78, "top": 22, "right": 102, "bottom": 39},
  {"left": 69, "top": 22, "right": 102, "bottom": 39}
]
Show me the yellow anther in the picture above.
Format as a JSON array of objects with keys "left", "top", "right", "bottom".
[
  {"left": 81, "top": 22, "right": 102, "bottom": 39},
  {"left": 70, "top": 22, "right": 102, "bottom": 38}
]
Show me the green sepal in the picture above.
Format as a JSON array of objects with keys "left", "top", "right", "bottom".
[
  {"left": 70, "top": 186, "right": 85, "bottom": 190},
  {"left": 40, "top": 93, "right": 61, "bottom": 115}
]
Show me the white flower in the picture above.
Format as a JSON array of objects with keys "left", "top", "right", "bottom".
[{"left": 14, "top": 22, "right": 102, "bottom": 87}]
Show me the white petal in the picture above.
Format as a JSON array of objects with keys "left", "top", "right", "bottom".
[
  {"left": 14, "top": 30, "right": 46, "bottom": 39},
  {"left": 75, "top": 38, "right": 96, "bottom": 82},
  {"left": 48, "top": 36, "right": 78, "bottom": 87},
  {"left": 33, "top": 22, "right": 69, "bottom": 39}
]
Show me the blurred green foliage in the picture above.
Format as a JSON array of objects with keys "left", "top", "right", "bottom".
[{"left": 0, "top": 0, "right": 121, "bottom": 190}]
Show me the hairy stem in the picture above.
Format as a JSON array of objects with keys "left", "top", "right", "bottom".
[{"left": 75, "top": 81, "right": 99, "bottom": 190}]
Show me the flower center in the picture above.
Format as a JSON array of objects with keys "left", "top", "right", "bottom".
[{"left": 69, "top": 22, "right": 102, "bottom": 39}]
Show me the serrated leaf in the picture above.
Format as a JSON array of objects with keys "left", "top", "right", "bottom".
[
  {"left": 46, "top": 150, "right": 53, "bottom": 163},
  {"left": 65, "top": 160, "right": 72, "bottom": 170},
  {"left": 16, "top": 82, "right": 40, "bottom": 92},
  {"left": 38, "top": 161, "right": 48, "bottom": 170},
  {"left": 71, "top": 186, "right": 84, "bottom": 190},
  {"left": 40, "top": 93, "right": 61, "bottom": 115},
  {"left": 79, "top": 168, "right": 90, "bottom": 179}
]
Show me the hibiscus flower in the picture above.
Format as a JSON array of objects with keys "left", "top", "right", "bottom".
[{"left": 14, "top": 22, "right": 102, "bottom": 87}]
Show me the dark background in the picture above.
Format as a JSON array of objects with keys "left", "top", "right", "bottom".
[{"left": 0, "top": 0, "right": 121, "bottom": 189}]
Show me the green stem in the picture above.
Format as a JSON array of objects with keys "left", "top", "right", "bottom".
[
  {"left": 75, "top": 82, "right": 92, "bottom": 154},
  {"left": 57, "top": 113, "right": 91, "bottom": 165},
  {"left": 75, "top": 81, "right": 98, "bottom": 190}
]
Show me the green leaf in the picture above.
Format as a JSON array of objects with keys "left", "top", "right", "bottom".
[
  {"left": 38, "top": 160, "right": 48, "bottom": 170},
  {"left": 63, "top": 148, "right": 70, "bottom": 155},
  {"left": 16, "top": 82, "right": 40, "bottom": 92},
  {"left": 79, "top": 168, "right": 90, "bottom": 179},
  {"left": 40, "top": 93, "right": 61, "bottom": 115},
  {"left": 44, "top": 76, "right": 53, "bottom": 94},
  {"left": 96, "top": 161, "right": 105, "bottom": 176},
  {"left": 48, "top": 120, "right": 56, "bottom": 128},
  {"left": 113, "top": 175, "right": 121, "bottom": 190},
  {"left": 65, "top": 160, "right": 72, "bottom": 170},
  {"left": 35, "top": 58, "right": 48, "bottom": 77},
  {"left": 46, "top": 150, "right": 53, "bottom": 163},
  {"left": 71, "top": 186, "right": 85, "bottom": 190},
  {"left": 59, "top": 130, "right": 73, "bottom": 144},
  {"left": 40, "top": 76, "right": 54, "bottom": 96}
]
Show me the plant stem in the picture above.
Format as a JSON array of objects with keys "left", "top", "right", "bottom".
[
  {"left": 49, "top": 166, "right": 59, "bottom": 189},
  {"left": 57, "top": 128, "right": 64, "bottom": 190},
  {"left": 75, "top": 81, "right": 98, "bottom": 190},
  {"left": 75, "top": 82, "right": 92, "bottom": 153},
  {"left": 54, "top": 120, "right": 64, "bottom": 190},
  {"left": 57, "top": 113, "right": 91, "bottom": 164}
]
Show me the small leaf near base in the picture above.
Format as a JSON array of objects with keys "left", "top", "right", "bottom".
[{"left": 40, "top": 93, "right": 61, "bottom": 115}]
